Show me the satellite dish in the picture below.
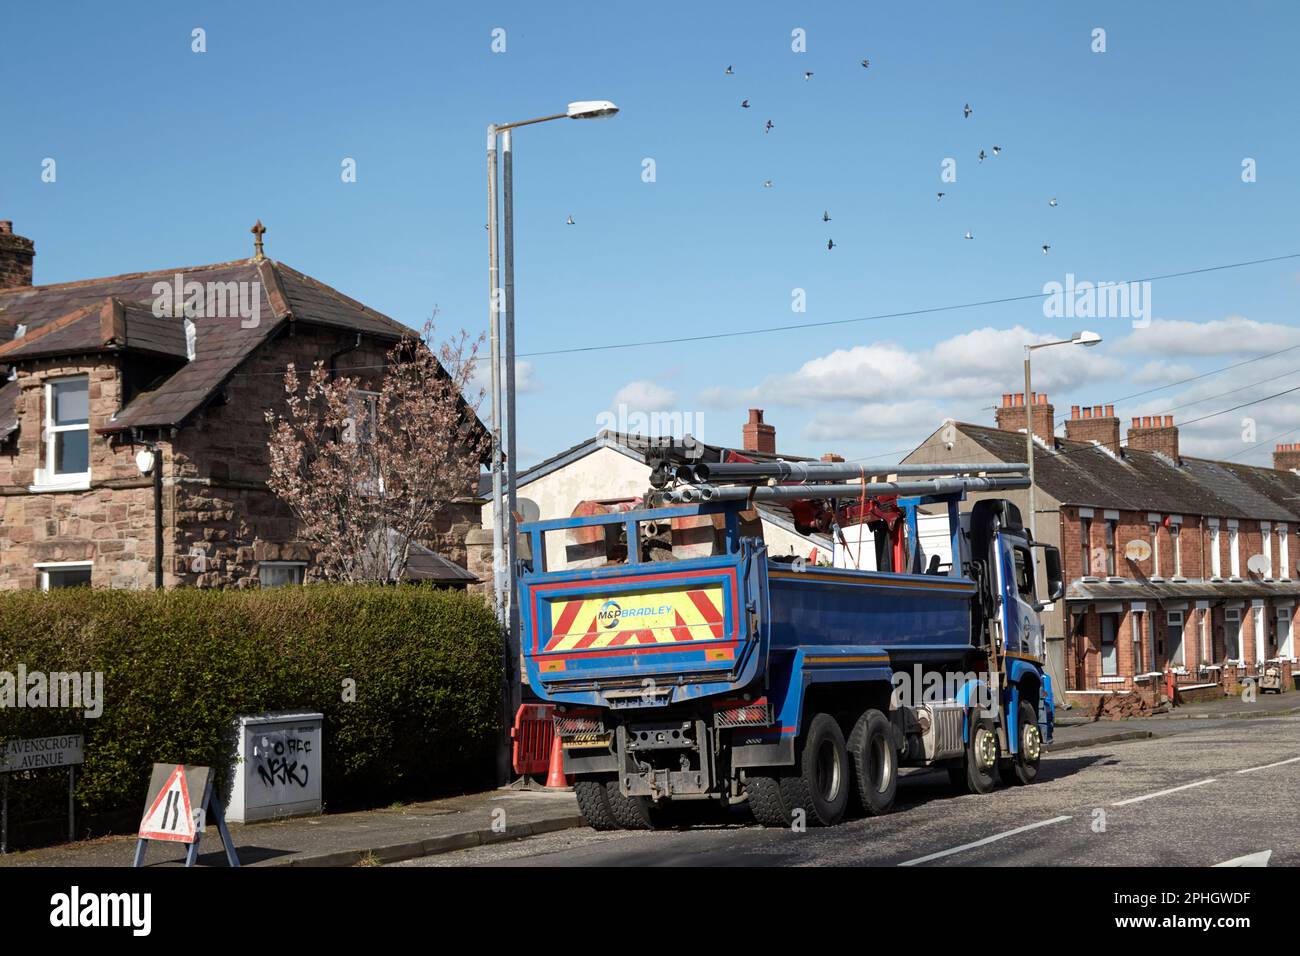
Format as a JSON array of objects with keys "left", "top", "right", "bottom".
[
  {"left": 1124, "top": 539, "right": 1152, "bottom": 562},
  {"left": 1246, "top": 553, "right": 1270, "bottom": 575}
]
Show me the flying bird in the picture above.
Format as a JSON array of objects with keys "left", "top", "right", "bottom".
[
  {"left": 861, "top": 59, "right": 870, "bottom": 69},
  {"left": 566, "top": 215, "right": 575, "bottom": 225},
  {"left": 992, "top": 145, "right": 1002, "bottom": 156},
  {"left": 963, "top": 103, "right": 972, "bottom": 119},
  {"left": 804, "top": 71, "right": 814, "bottom": 81},
  {"left": 725, "top": 65, "right": 734, "bottom": 75},
  {"left": 827, "top": 239, "right": 835, "bottom": 250},
  {"left": 936, "top": 192, "right": 945, "bottom": 203},
  {"left": 1048, "top": 197, "right": 1059, "bottom": 207},
  {"left": 762, "top": 180, "right": 773, "bottom": 188},
  {"left": 964, "top": 231, "right": 974, "bottom": 240},
  {"left": 741, "top": 99, "right": 750, "bottom": 108},
  {"left": 1042, "top": 244, "right": 1051, "bottom": 255},
  {"left": 822, "top": 210, "right": 831, "bottom": 222},
  {"left": 978, "top": 149, "right": 986, "bottom": 163},
  {"left": 764, "top": 119, "right": 774, "bottom": 133}
]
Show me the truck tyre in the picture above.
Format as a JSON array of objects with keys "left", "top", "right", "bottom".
[
  {"left": 778, "top": 712, "right": 850, "bottom": 827},
  {"left": 575, "top": 778, "right": 619, "bottom": 831},
  {"left": 604, "top": 780, "right": 662, "bottom": 830},
  {"left": 1002, "top": 700, "right": 1042, "bottom": 786},
  {"left": 951, "top": 712, "right": 999, "bottom": 795},
  {"left": 848, "top": 708, "right": 897, "bottom": 815},
  {"left": 745, "top": 772, "right": 795, "bottom": 828}
]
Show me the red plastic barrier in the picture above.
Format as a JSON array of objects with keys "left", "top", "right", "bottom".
[{"left": 511, "top": 703, "right": 556, "bottom": 776}]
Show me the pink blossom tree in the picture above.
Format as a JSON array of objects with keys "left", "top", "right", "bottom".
[{"left": 265, "top": 317, "right": 488, "bottom": 583}]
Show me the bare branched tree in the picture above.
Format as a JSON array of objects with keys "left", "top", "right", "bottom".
[{"left": 266, "top": 316, "right": 488, "bottom": 583}]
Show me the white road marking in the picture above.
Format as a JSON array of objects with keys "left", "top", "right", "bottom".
[
  {"left": 1213, "top": 850, "right": 1272, "bottom": 867},
  {"left": 898, "top": 815, "right": 1072, "bottom": 867},
  {"left": 1236, "top": 756, "right": 1300, "bottom": 774},
  {"left": 1111, "top": 778, "right": 1216, "bottom": 806}
]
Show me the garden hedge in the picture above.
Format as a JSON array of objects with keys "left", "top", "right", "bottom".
[{"left": 0, "top": 585, "right": 503, "bottom": 831}]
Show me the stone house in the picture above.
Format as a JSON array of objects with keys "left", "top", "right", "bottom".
[
  {"left": 0, "top": 220, "right": 481, "bottom": 590},
  {"left": 905, "top": 392, "right": 1300, "bottom": 708}
]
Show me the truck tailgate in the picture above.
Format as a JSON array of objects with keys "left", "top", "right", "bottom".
[{"left": 520, "top": 553, "right": 763, "bottom": 705}]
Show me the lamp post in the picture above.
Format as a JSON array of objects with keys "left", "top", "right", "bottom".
[
  {"left": 486, "top": 100, "right": 618, "bottom": 780},
  {"left": 1023, "top": 330, "right": 1102, "bottom": 538}
]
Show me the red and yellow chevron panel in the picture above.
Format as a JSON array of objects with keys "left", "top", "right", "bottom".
[{"left": 545, "top": 585, "right": 725, "bottom": 652}]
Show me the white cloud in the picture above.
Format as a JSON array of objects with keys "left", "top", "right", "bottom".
[
  {"left": 1114, "top": 316, "right": 1300, "bottom": 357},
  {"left": 708, "top": 326, "right": 1123, "bottom": 409},
  {"left": 613, "top": 379, "right": 677, "bottom": 411},
  {"left": 1130, "top": 360, "right": 1196, "bottom": 385},
  {"left": 470, "top": 359, "right": 540, "bottom": 395}
]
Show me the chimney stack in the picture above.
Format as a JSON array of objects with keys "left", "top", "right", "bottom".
[
  {"left": 0, "top": 221, "right": 35, "bottom": 289},
  {"left": 1274, "top": 443, "right": 1300, "bottom": 473},
  {"left": 821, "top": 453, "right": 844, "bottom": 463},
  {"left": 1128, "top": 414, "right": 1179, "bottom": 461},
  {"left": 994, "top": 391, "right": 1056, "bottom": 443},
  {"left": 743, "top": 408, "right": 776, "bottom": 455},
  {"left": 1064, "top": 402, "right": 1120, "bottom": 452}
]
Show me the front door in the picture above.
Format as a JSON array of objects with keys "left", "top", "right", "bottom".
[{"left": 1099, "top": 614, "right": 1118, "bottom": 678}]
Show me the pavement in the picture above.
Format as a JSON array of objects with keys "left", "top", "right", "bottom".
[{"left": 3, "top": 689, "right": 1295, "bottom": 868}]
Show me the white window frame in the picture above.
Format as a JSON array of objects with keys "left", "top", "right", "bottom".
[
  {"left": 1229, "top": 521, "right": 1241, "bottom": 579},
  {"left": 1149, "top": 521, "right": 1162, "bottom": 579},
  {"left": 32, "top": 376, "right": 91, "bottom": 491},
  {"left": 1224, "top": 607, "right": 1242, "bottom": 663},
  {"left": 1170, "top": 523, "right": 1183, "bottom": 579},
  {"left": 1209, "top": 521, "right": 1222, "bottom": 579},
  {"left": 1280, "top": 525, "right": 1290, "bottom": 581},
  {"left": 1167, "top": 610, "right": 1185, "bottom": 668},
  {"left": 1279, "top": 606, "right": 1295, "bottom": 660},
  {"left": 1252, "top": 600, "right": 1266, "bottom": 663},
  {"left": 35, "top": 560, "right": 92, "bottom": 590},
  {"left": 1197, "top": 603, "right": 1210, "bottom": 665},
  {"left": 1104, "top": 519, "right": 1118, "bottom": 578},
  {"left": 258, "top": 561, "right": 306, "bottom": 588},
  {"left": 1261, "top": 521, "right": 1273, "bottom": 580}
]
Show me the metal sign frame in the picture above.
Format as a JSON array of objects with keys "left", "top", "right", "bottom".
[{"left": 133, "top": 763, "right": 239, "bottom": 868}]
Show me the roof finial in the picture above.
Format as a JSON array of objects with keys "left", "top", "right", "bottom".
[{"left": 251, "top": 219, "right": 266, "bottom": 261}]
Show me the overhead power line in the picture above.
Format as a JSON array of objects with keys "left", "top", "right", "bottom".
[{"left": 520, "top": 252, "right": 1300, "bottom": 358}]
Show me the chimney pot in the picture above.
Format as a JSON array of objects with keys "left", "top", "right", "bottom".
[
  {"left": 1164, "top": 415, "right": 1173, "bottom": 427},
  {"left": 1070, "top": 405, "right": 1081, "bottom": 419},
  {"left": 1105, "top": 405, "right": 1114, "bottom": 416},
  {"left": 742, "top": 408, "right": 776, "bottom": 454}
]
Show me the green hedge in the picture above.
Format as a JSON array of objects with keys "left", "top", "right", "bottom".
[{"left": 0, "top": 585, "right": 503, "bottom": 826}]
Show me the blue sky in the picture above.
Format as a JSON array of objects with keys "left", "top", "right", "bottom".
[{"left": 3, "top": 1, "right": 1298, "bottom": 467}]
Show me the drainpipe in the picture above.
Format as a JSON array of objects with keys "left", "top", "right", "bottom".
[
  {"left": 328, "top": 333, "right": 362, "bottom": 379},
  {"left": 153, "top": 444, "right": 163, "bottom": 589}
]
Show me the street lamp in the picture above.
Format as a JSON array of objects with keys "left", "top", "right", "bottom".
[
  {"left": 486, "top": 100, "right": 618, "bottom": 780},
  {"left": 1023, "top": 330, "right": 1102, "bottom": 538}
]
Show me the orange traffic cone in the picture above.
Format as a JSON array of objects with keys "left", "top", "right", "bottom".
[{"left": 545, "top": 732, "right": 572, "bottom": 790}]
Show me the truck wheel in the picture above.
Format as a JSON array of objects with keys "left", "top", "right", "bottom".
[
  {"left": 848, "top": 708, "right": 897, "bottom": 815},
  {"left": 778, "top": 712, "right": 850, "bottom": 826},
  {"left": 952, "top": 713, "right": 1000, "bottom": 795},
  {"left": 1002, "top": 701, "right": 1042, "bottom": 786},
  {"left": 604, "top": 780, "right": 662, "bottom": 830},
  {"left": 574, "top": 778, "right": 619, "bottom": 831},
  {"left": 745, "top": 772, "right": 795, "bottom": 827}
]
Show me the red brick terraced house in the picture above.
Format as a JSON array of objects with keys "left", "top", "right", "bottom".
[
  {"left": 905, "top": 393, "right": 1300, "bottom": 709},
  {"left": 0, "top": 221, "right": 481, "bottom": 590}
]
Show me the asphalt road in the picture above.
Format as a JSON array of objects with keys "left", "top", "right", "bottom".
[{"left": 398, "top": 714, "right": 1300, "bottom": 867}]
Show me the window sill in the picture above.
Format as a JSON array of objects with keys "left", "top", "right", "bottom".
[{"left": 29, "top": 475, "right": 91, "bottom": 493}]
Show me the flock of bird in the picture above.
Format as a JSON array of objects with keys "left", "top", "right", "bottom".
[
  {"left": 720, "top": 64, "right": 1059, "bottom": 254},
  {"left": 560, "top": 60, "right": 1060, "bottom": 253}
]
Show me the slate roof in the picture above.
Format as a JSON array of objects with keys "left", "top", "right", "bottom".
[
  {"left": 0, "top": 257, "right": 418, "bottom": 433},
  {"left": 1068, "top": 579, "right": 1300, "bottom": 603},
  {"left": 954, "top": 422, "right": 1300, "bottom": 522}
]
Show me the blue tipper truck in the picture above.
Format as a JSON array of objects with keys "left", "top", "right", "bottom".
[{"left": 517, "top": 459, "right": 1064, "bottom": 829}]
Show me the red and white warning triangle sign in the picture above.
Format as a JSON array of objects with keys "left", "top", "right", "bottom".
[{"left": 139, "top": 765, "right": 196, "bottom": 843}]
